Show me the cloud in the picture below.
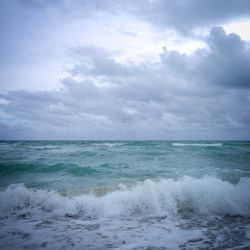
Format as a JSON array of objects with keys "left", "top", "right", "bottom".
[
  {"left": 16, "top": 0, "right": 250, "bottom": 33},
  {"left": 138, "top": 0, "right": 250, "bottom": 33},
  {"left": 0, "top": 27, "right": 249, "bottom": 139},
  {"left": 69, "top": 27, "right": 250, "bottom": 90},
  {"left": 206, "top": 27, "right": 250, "bottom": 88},
  {"left": 160, "top": 26, "right": 250, "bottom": 88},
  {"left": 17, "top": 0, "right": 62, "bottom": 9},
  {"left": 69, "top": 46, "right": 133, "bottom": 78}
]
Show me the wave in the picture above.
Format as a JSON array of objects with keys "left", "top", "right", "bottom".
[
  {"left": 0, "top": 176, "right": 249, "bottom": 218},
  {"left": 92, "top": 142, "right": 126, "bottom": 147},
  {"left": 172, "top": 143, "right": 223, "bottom": 147},
  {"left": 0, "top": 163, "right": 99, "bottom": 176},
  {"left": 0, "top": 142, "right": 18, "bottom": 149},
  {"left": 27, "top": 145, "right": 61, "bottom": 150}
]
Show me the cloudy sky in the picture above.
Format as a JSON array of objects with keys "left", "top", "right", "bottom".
[{"left": 0, "top": 0, "right": 250, "bottom": 140}]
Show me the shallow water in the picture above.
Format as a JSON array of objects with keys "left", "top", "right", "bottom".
[{"left": 0, "top": 141, "right": 250, "bottom": 249}]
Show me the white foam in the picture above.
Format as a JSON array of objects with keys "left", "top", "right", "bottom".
[
  {"left": 0, "top": 177, "right": 249, "bottom": 218},
  {"left": 172, "top": 142, "right": 223, "bottom": 147},
  {"left": 27, "top": 145, "right": 61, "bottom": 149},
  {"left": 92, "top": 142, "right": 126, "bottom": 147}
]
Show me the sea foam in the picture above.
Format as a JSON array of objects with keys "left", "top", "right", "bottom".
[{"left": 1, "top": 176, "right": 249, "bottom": 218}]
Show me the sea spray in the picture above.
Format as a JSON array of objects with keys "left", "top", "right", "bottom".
[{"left": 1, "top": 176, "right": 249, "bottom": 218}]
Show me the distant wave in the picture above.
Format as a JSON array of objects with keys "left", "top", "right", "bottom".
[
  {"left": 92, "top": 142, "right": 126, "bottom": 147},
  {"left": 1, "top": 176, "right": 249, "bottom": 218},
  {"left": 27, "top": 145, "right": 61, "bottom": 150},
  {"left": 172, "top": 143, "right": 223, "bottom": 147},
  {"left": 0, "top": 163, "right": 99, "bottom": 176}
]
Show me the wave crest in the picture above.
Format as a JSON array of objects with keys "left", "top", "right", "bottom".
[
  {"left": 0, "top": 176, "right": 249, "bottom": 218},
  {"left": 172, "top": 143, "right": 223, "bottom": 147}
]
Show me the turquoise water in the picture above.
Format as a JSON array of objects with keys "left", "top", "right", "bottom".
[
  {"left": 0, "top": 140, "right": 249, "bottom": 190},
  {"left": 0, "top": 141, "right": 250, "bottom": 249}
]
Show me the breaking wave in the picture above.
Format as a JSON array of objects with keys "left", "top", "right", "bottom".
[{"left": 0, "top": 176, "right": 249, "bottom": 218}]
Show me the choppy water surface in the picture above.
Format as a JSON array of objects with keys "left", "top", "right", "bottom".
[{"left": 0, "top": 141, "right": 250, "bottom": 249}]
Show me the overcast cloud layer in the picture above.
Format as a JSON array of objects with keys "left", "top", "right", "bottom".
[{"left": 0, "top": 0, "right": 250, "bottom": 140}]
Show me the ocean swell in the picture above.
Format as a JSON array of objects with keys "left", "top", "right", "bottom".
[
  {"left": 172, "top": 143, "right": 223, "bottom": 147},
  {"left": 0, "top": 176, "right": 249, "bottom": 219},
  {"left": 0, "top": 163, "right": 99, "bottom": 176}
]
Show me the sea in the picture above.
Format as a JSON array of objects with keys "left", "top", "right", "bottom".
[{"left": 0, "top": 140, "right": 249, "bottom": 249}]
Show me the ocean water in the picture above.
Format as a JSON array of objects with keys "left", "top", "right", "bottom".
[{"left": 0, "top": 140, "right": 250, "bottom": 249}]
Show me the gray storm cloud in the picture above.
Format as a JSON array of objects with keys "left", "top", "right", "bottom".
[
  {"left": 16, "top": 0, "right": 250, "bottom": 33},
  {"left": 139, "top": 0, "right": 250, "bottom": 33},
  {"left": 0, "top": 27, "right": 249, "bottom": 140},
  {"left": 161, "top": 27, "right": 250, "bottom": 88}
]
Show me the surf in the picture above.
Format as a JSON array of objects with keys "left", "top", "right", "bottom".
[{"left": 1, "top": 176, "right": 249, "bottom": 219}]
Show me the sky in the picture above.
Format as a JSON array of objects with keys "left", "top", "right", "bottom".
[{"left": 0, "top": 0, "right": 250, "bottom": 140}]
